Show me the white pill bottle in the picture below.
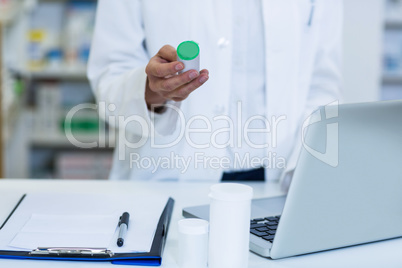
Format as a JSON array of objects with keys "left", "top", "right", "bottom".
[
  {"left": 176, "top": 41, "right": 200, "bottom": 74},
  {"left": 177, "top": 219, "right": 209, "bottom": 268},
  {"left": 208, "top": 183, "right": 253, "bottom": 268}
]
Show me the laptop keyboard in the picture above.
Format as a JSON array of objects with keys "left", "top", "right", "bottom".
[{"left": 250, "top": 215, "right": 280, "bottom": 243}]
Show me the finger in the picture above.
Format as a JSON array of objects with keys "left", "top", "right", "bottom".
[
  {"left": 200, "top": 69, "right": 209, "bottom": 76},
  {"left": 146, "top": 59, "right": 184, "bottom": 78},
  {"left": 168, "top": 73, "right": 209, "bottom": 101},
  {"left": 157, "top": 70, "right": 200, "bottom": 92},
  {"left": 157, "top": 44, "right": 177, "bottom": 62}
]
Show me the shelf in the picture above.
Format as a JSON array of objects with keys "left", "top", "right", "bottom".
[
  {"left": 15, "top": 67, "right": 88, "bottom": 80},
  {"left": 30, "top": 131, "right": 115, "bottom": 148},
  {"left": 385, "top": 19, "right": 402, "bottom": 29},
  {"left": 383, "top": 75, "right": 402, "bottom": 84}
]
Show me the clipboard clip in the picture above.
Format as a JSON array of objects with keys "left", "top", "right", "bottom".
[{"left": 30, "top": 247, "right": 114, "bottom": 257}]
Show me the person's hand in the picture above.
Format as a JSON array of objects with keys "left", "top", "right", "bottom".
[{"left": 145, "top": 45, "right": 209, "bottom": 110}]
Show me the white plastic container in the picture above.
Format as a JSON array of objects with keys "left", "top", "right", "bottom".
[
  {"left": 176, "top": 41, "right": 200, "bottom": 74},
  {"left": 177, "top": 218, "right": 209, "bottom": 268},
  {"left": 208, "top": 183, "right": 253, "bottom": 268}
]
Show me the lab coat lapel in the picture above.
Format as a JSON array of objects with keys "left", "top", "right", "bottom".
[
  {"left": 262, "top": 0, "right": 301, "bottom": 180},
  {"left": 262, "top": 0, "right": 301, "bottom": 121}
]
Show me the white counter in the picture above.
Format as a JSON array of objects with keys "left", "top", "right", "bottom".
[{"left": 0, "top": 179, "right": 401, "bottom": 268}]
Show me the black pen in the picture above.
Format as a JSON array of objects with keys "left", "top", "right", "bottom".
[{"left": 117, "top": 212, "right": 130, "bottom": 247}]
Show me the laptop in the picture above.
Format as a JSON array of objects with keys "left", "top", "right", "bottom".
[{"left": 183, "top": 100, "right": 402, "bottom": 259}]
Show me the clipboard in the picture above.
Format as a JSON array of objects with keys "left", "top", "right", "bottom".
[{"left": 0, "top": 194, "right": 175, "bottom": 266}]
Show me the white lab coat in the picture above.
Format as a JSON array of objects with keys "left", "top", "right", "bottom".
[{"left": 88, "top": 0, "right": 343, "bottom": 182}]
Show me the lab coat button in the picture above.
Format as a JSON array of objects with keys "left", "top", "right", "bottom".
[{"left": 217, "top": 37, "right": 230, "bottom": 48}]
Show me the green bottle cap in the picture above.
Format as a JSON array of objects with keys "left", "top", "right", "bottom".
[{"left": 177, "top": 41, "right": 199, "bottom": 60}]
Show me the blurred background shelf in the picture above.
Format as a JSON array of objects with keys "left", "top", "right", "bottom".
[
  {"left": 2, "top": 0, "right": 112, "bottom": 180},
  {"left": 30, "top": 132, "right": 115, "bottom": 148},
  {"left": 385, "top": 20, "right": 402, "bottom": 29},
  {"left": 382, "top": 0, "right": 402, "bottom": 100},
  {"left": 15, "top": 66, "right": 88, "bottom": 80},
  {"left": 382, "top": 74, "right": 402, "bottom": 84}
]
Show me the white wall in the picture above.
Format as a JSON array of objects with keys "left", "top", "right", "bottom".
[{"left": 342, "top": 0, "right": 384, "bottom": 103}]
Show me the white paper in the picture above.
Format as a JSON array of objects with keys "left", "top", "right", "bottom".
[
  {"left": 10, "top": 232, "right": 113, "bottom": 249},
  {"left": 20, "top": 214, "right": 118, "bottom": 234},
  {"left": 9, "top": 214, "right": 118, "bottom": 249},
  {"left": 0, "top": 193, "right": 168, "bottom": 253}
]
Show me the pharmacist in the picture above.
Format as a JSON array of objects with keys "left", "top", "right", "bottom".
[{"left": 88, "top": 0, "right": 342, "bottom": 185}]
